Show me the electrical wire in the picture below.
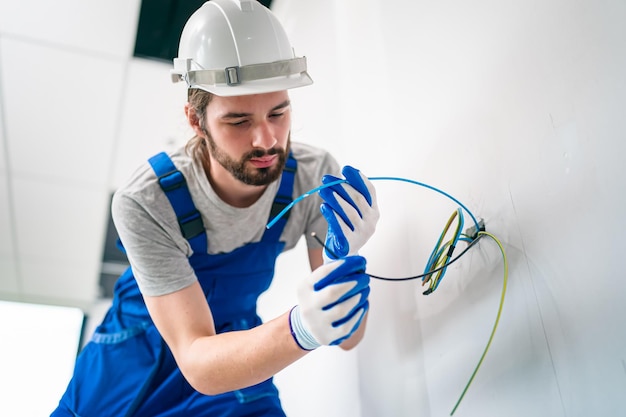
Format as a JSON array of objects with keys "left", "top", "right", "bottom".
[
  {"left": 266, "top": 174, "right": 507, "bottom": 414},
  {"left": 313, "top": 228, "right": 507, "bottom": 415},
  {"left": 450, "top": 231, "right": 509, "bottom": 415},
  {"left": 266, "top": 175, "right": 481, "bottom": 287},
  {"left": 266, "top": 176, "right": 482, "bottom": 234},
  {"left": 421, "top": 208, "right": 465, "bottom": 294},
  {"left": 268, "top": 175, "right": 480, "bottom": 286},
  {"left": 311, "top": 231, "right": 484, "bottom": 282}
]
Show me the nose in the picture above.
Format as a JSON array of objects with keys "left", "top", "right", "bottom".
[{"left": 251, "top": 120, "right": 277, "bottom": 149}]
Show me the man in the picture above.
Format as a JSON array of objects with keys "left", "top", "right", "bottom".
[{"left": 53, "top": 1, "right": 379, "bottom": 415}]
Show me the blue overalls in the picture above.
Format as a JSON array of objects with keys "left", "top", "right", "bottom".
[{"left": 53, "top": 152, "right": 298, "bottom": 416}]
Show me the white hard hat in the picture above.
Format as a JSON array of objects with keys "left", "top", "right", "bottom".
[{"left": 171, "top": 0, "right": 313, "bottom": 96}]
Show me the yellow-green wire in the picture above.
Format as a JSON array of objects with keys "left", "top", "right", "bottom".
[
  {"left": 450, "top": 231, "right": 509, "bottom": 415},
  {"left": 424, "top": 209, "right": 464, "bottom": 293}
]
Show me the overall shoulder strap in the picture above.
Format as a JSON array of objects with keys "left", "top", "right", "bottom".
[
  {"left": 262, "top": 151, "right": 297, "bottom": 242},
  {"left": 148, "top": 152, "right": 208, "bottom": 254}
]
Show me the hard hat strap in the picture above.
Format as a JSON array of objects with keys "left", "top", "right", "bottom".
[{"left": 175, "top": 57, "right": 308, "bottom": 87}]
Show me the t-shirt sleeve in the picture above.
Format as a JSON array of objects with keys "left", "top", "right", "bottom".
[
  {"left": 302, "top": 149, "right": 342, "bottom": 251},
  {"left": 111, "top": 190, "right": 198, "bottom": 297}
]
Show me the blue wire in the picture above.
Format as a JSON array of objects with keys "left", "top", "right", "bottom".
[{"left": 265, "top": 176, "right": 481, "bottom": 233}]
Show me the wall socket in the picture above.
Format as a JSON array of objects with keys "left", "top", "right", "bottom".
[{"left": 464, "top": 218, "right": 486, "bottom": 240}]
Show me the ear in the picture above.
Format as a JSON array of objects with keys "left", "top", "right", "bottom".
[{"left": 185, "top": 103, "right": 206, "bottom": 137}]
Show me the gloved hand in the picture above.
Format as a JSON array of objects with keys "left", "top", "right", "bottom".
[
  {"left": 318, "top": 166, "right": 379, "bottom": 261},
  {"left": 289, "top": 256, "right": 370, "bottom": 350}
]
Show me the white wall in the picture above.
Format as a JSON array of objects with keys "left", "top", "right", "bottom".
[
  {"left": 271, "top": 0, "right": 626, "bottom": 416},
  {"left": 1, "top": 0, "right": 625, "bottom": 416}
]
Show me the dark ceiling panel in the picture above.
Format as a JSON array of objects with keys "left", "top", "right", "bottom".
[
  {"left": 134, "top": 0, "right": 207, "bottom": 63},
  {"left": 134, "top": 0, "right": 274, "bottom": 63}
]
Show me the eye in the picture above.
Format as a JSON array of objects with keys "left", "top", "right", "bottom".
[
  {"left": 228, "top": 119, "right": 249, "bottom": 127},
  {"left": 269, "top": 111, "right": 286, "bottom": 119}
]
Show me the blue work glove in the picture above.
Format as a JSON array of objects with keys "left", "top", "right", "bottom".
[
  {"left": 318, "top": 166, "right": 379, "bottom": 262},
  {"left": 289, "top": 256, "right": 370, "bottom": 350}
]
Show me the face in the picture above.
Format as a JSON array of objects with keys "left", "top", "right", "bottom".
[{"left": 201, "top": 91, "right": 291, "bottom": 186}]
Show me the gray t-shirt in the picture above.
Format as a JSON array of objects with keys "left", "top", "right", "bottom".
[{"left": 111, "top": 141, "right": 341, "bottom": 297}]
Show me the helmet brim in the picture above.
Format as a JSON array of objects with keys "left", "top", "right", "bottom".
[{"left": 190, "top": 72, "right": 313, "bottom": 97}]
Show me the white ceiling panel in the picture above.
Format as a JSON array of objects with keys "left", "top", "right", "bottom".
[
  {"left": 111, "top": 58, "right": 191, "bottom": 189},
  {"left": 0, "top": 174, "right": 18, "bottom": 295},
  {"left": 1, "top": 37, "right": 126, "bottom": 186},
  {"left": 12, "top": 176, "right": 109, "bottom": 304},
  {"left": 19, "top": 258, "right": 101, "bottom": 307},
  {"left": 0, "top": 0, "right": 141, "bottom": 58},
  {"left": 12, "top": 176, "right": 109, "bottom": 262}
]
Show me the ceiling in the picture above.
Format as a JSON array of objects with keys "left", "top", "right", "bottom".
[{"left": 0, "top": 0, "right": 197, "bottom": 309}]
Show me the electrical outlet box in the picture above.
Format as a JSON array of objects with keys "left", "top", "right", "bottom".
[{"left": 465, "top": 218, "right": 486, "bottom": 240}]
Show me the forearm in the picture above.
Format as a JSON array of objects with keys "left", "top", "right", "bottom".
[{"left": 179, "top": 311, "right": 308, "bottom": 395}]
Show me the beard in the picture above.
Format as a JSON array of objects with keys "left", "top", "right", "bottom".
[{"left": 204, "top": 131, "right": 290, "bottom": 186}]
